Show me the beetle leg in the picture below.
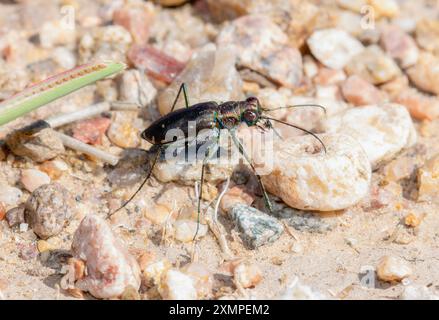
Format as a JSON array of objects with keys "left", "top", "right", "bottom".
[
  {"left": 228, "top": 129, "right": 274, "bottom": 213},
  {"left": 194, "top": 133, "right": 220, "bottom": 241},
  {"left": 170, "top": 83, "right": 190, "bottom": 113},
  {"left": 107, "top": 145, "right": 162, "bottom": 218}
]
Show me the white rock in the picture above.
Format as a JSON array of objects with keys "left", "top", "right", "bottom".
[
  {"left": 119, "top": 69, "right": 157, "bottom": 107},
  {"left": 400, "top": 285, "right": 439, "bottom": 300},
  {"left": 182, "top": 262, "right": 214, "bottom": 299},
  {"left": 307, "top": 28, "right": 364, "bottom": 69},
  {"left": 278, "top": 277, "right": 325, "bottom": 300},
  {"left": 21, "top": 169, "right": 51, "bottom": 193},
  {"left": 143, "top": 259, "right": 171, "bottom": 285},
  {"left": 234, "top": 262, "right": 263, "bottom": 289},
  {"left": 71, "top": 215, "right": 141, "bottom": 299},
  {"left": 0, "top": 185, "right": 22, "bottom": 206},
  {"left": 51, "top": 47, "right": 76, "bottom": 69},
  {"left": 376, "top": 256, "right": 412, "bottom": 282},
  {"left": 174, "top": 219, "right": 208, "bottom": 242},
  {"left": 261, "top": 134, "right": 371, "bottom": 211},
  {"left": 322, "top": 104, "right": 417, "bottom": 167},
  {"left": 39, "top": 20, "right": 76, "bottom": 48},
  {"left": 159, "top": 269, "right": 197, "bottom": 300}
]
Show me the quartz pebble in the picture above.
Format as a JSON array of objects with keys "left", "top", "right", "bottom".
[
  {"left": 400, "top": 285, "right": 439, "bottom": 300},
  {"left": 307, "top": 28, "right": 364, "bottom": 70},
  {"left": 262, "top": 134, "right": 371, "bottom": 211},
  {"left": 173, "top": 219, "right": 208, "bottom": 242},
  {"left": 407, "top": 52, "right": 439, "bottom": 96},
  {"left": 217, "top": 14, "right": 303, "bottom": 88},
  {"left": 231, "top": 204, "right": 284, "bottom": 249},
  {"left": 341, "top": 75, "right": 385, "bottom": 106},
  {"left": 127, "top": 44, "right": 185, "bottom": 85},
  {"left": 113, "top": 2, "right": 155, "bottom": 44},
  {"left": 25, "top": 183, "right": 72, "bottom": 239},
  {"left": 39, "top": 160, "right": 69, "bottom": 180},
  {"left": 380, "top": 25, "right": 418, "bottom": 69},
  {"left": 107, "top": 111, "right": 141, "bottom": 148},
  {"left": 415, "top": 19, "right": 439, "bottom": 56},
  {"left": 322, "top": 104, "right": 416, "bottom": 167},
  {"left": 182, "top": 262, "right": 214, "bottom": 299},
  {"left": 376, "top": 255, "right": 412, "bottom": 282},
  {"left": 158, "top": 44, "right": 243, "bottom": 115},
  {"left": 369, "top": 0, "right": 399, "bottom": 18},
  {"left": 233, "top": 262, "right": 263, "bottom": 289},
  {"left": 394, "top": 88, "right": 439, "bottom": 121},
  {"left": 6, "top": 121, "right": 65, "bottom": 162},
  {"left": 79, "top": 25, "right": 132, "bottom": 64},
  {"left": 158, "top": 269, "right": 197, "bottom": 300},
  {"left": 278, "top": 277, "right": 325, "bottom": 300},
  {"left": 71, "top": 215, "right": 141, "bottom": 299},
  {"left": 0, "top": 185, "right": 22, "bottom": 206},
  {"left": 72, "top": 117, "right": 111, "bottom": 145},
  {"left": 118, "top": 69, "right": 157, "bottom": 107},
  {"left": 39, "top": 20, "right": 76, "bottom": 49},
  {"left": 345, "top": 45, "right": 401, "bottom": 85},
  {"left": 417, "top": 153, "right": 439, "bottom": 203},
  {"left": 21, "top": 169, "right": 51, "bottom": 193}
]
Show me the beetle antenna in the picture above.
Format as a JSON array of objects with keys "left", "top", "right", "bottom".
[
  {"left": 262, "top": 103, "right": 327, "bottom": 115},
  {"left": 261, "top": 116, "right": 327, "bottom": 153},
  {"left": 107, "top": 147, "right": 162, "bottom": 218}
]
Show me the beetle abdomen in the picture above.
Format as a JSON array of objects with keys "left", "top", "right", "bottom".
[{"left": 141, "top": 101, "right": 219, "bottom": 145}]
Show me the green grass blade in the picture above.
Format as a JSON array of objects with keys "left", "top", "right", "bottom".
[{"left": 0, "top": 61, "right": 126, "bottom": 126}]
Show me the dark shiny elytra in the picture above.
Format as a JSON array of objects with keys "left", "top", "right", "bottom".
[{"left": 141, "top": 100, "right": 246, "bottom": 144}]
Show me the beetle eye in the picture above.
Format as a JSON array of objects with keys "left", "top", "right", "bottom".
[{"left": 243, "top": 110, "right": 257, "bottom": 123}]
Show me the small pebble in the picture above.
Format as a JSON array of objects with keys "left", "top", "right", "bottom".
[
  {"left": 19, "top": 223, "right": 28, "bottom": 233},
  {"left": 404, "top": 213, "right": 421, "bottom": 228},
  {"left": 5, "top": 206, "right": 25, "bottom": 227},
  {"left": 71, "top": 215, "right": 141, "bottom": 299},
  {"left": 37, "top": 240, "right": 52, "bottom": 253},
  {"left": 400, "top": 285, "right": 439, "bottom": 300},
  {"left": 182, "top": 262, "right": 214, "bottom": 299},
  {"left": 107, "top": 111, "right": 141, "bottom": 148},
  {"left": 127, "top": 44, "right": 185, "bottom": 84},
  {"left": 307, "top": 28, "right": 364, "bottom": 70},
  {"left": 231, "top": 204, "right": 284, "bottom": 249},
  {"left": 113, "top": 2, "right": 155, "bottom": 44},
  {"left": 341, "top": 75, "right": 385, "bottom": 106},
  {"left": 217, "top": 14, "right": 303, "bottom": 88},
  {"left": 25, "top": 183, "right": 72, "bottom": 239},
  {"left": 174, "top": 220, "right": 208, "bottom": 242},
  {"left": 395, "top": 88, "right": 439, "bottom": 121},
  {"left": 72, "top": 117, "right": 111, "bottom": 145},
  {"left": 345, "top": 45, "right": 401, "bottom": 85},
  {"left": 415, "top": 19, "right": 439, "bottom": 56},
  {"left": 158, "top": 269, "right": 197, "bottom": 300},
  {"left": 118, "top": 69, "right": 157, "bottom": 107},
  {"left": 18, "top": 243, "right": 38, "bottom": 260},
  {"left": 6, "top": 121, "right": 64, "bottom": 163},
  {"left": 380, "top": 25, "right": 419, "bottom": 69},
  {"left": 407, "top": 52, "right": 439, "bottom": 96},
  {"left": 158, "top": 43, "right": 243, "bottom": 115},
  {"left": 233, "top": 262, "right": 263, "bottom": 289},
  {"left": 21, "top": 169, "right": 51, "bottom": 193},
  {"left": 278, "top": 277, "right": 325, "bottom": 300},
  {"left": 376, "top": 255, "right": 412, "bottom": 282},
  {"left": 0, "top": 185, "right": 22, "bottom": 206},
  {"left": 220, "top": 185, "right": 255, "bottom": 214},
  {"left": 38, "top": 159, "right": 69, "bottom": 180},
  {"left": 417, "top": 153, "right": 439, "bottom": 203}
]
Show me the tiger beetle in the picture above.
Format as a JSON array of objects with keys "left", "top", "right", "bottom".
[{"left": 110, "top": 83, "right": 326, "bottom": 239}]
